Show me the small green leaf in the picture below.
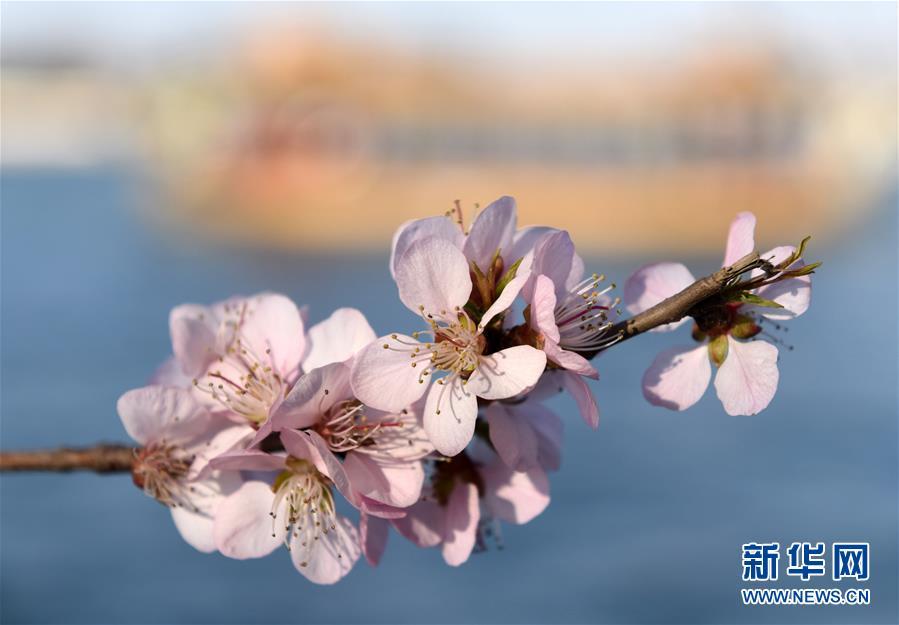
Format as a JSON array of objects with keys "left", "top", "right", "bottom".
[
  {"left": 487, "top": 248, "right": 503, "bottom": 284},
  {"left": 469, "top": 259, "right": 487, "bottom": 281},
  {"left": 708, "top": 334, "right": 729, "bottom": 367},
  {"left": 495, "top": 257, "right": 523, "bottom": 297},
  {"left": 734, "top": 292, "right": 784, "bottom": 308},
  {"left": 784, "top": 261, "right": 821, "bottom": 277},
  {"left": 469, "top": 260, "right": 492, "bottom": 309},
  {"left": 795, "top": 235, "right": 811, "bottom": 260}
]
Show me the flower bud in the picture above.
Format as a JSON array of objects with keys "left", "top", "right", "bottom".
[{"left": 708, "top": 334, "right": 729, "bottom": 367}]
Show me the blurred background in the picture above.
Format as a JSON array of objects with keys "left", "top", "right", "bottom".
[{"left": 1, "top": 2, "right": 896, "bottom": 624}]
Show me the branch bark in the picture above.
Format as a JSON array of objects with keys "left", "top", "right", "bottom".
[
  {"left": 0, "top": 444, "right": 136, "bottom": 473},
  {"left": 0, "top": 251, "right": 762, "bottom": 474},
  {"left": 577, "top": 251, "right": 762, "bottom": 359}
]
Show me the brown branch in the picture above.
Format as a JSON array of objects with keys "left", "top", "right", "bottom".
[
  {"left": 0, "top": 444, "right": 136, "bottom": 473},
  {"left": 0, "top": 252, "right": 764, "bottom": 474},
  {"left": 578, "top": 251, "right": 763, "bottom": 359}
]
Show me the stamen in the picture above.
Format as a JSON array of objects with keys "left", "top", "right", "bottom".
[
  {"left": 132, "top": 443, "right": 217, "bottom": 512},
  {"left": 383, "top": 306, "right": 483, "bottom": 388},
  {"left": 191, "top": 302, "right": 285, "bottom": 424},
  {"left": 270, "top": 460, "right": 338, "bottom": 557},
  {"left": 554, "top": 273, "right": 620, "bottom": 351}
]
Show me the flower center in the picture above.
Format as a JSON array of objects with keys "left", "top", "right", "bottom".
[
  {"left": 270, "top": 457, "right": 338, "bottom": 567},
  {"left": 192, "top": 304, "right": 285, "bottom": 424},
  {"left": 554, "top": 273, "right": 619, "bottom": 351},
  {"left": 316, "top": 399, "right": 403, "bottom": 453},
  {"left": 692, "top": 304, "right": 764, "bottom": 341},
  {"left": 132, "top": 442, "right": 197, "bottom": 510},
  {"left": 384, "top": 307, "right": 484, "bottom": 386}
]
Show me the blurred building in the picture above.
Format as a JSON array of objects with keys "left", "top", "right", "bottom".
[{"left": 2, "top": 20, "right": 894, "bottom": 254}]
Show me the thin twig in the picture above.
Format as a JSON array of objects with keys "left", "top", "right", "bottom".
[
  {"left": 576, "top": 251, "right": 762, "bottom": 359},
  {"left": 0, "top": 444, "right": 136, "bottom": 473}
]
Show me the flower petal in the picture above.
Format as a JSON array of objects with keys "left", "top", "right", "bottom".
[
  {"left": 302, "top": 307, "right": 377, "bottom": 371},
  {"left": 290, "top": 514, "right": 361, "bottom": 584},
  {"left": 467, "top": 345, "right": 547, "bottom": 400},
  {"left": 358, "top": 496, "right": 408, "bottom": 520},
  {"left": 486, "top": 402, "right": 539, "bottom": 472},
  {"left": 273, "top": 362, "right": 352, "bottom": 431},
  {"left": 642, "top": 344, "right": 711, "bottom": 411},
  {"left": 210, "top": 448, "right": 286, "bottom": 472},
  {"left": 723, "top": 211, "right": 757, "bottom": 267},
  {"left": 463, "top": 196, "right": 517, "bottom": 272},
  {"left": 566, "top": 251, "right": 586, "bottom": 292},
  {"left": 529, "top": 274, "right": 560, "bottom": 343},
  {"left": 752, "top": 246, "right": 811, "bottom": 320},
  {"left": 169, "top": 470, "right": 242, "bottom": 552},
  {"left": 150, "top": 356, "right": 191, "bottom": 388},
  {"left": 505, "top": 226, "right": 557, "bottom": 267},
  {"left": 283, "top": 429, "right": 358, "bottom": 507},
  {"left": 360, "top": 513, "right": 389, "bottom": 566},
  {"left": 170, "top": 505, "right": 217, "bottom": 553},
  {"left": 543, "top": 340, "right": 598, "bottom": 379},
  {"left": 350, "top": 335, "right": 429, "bottom": 412},
  {"left": 623, "top": 262, "right": 695, "bottom": 331},
  {"left": 423, "top": 377, "right": 478, "bottom": 457},
  {"left": 392, "top": 499, "right": 444, "bottom": 547},
  {"left": 480, "top": 267, "right": 531, "bottom": 330},
  {"left": 238, "top": 293, "right": 305, "bottom": 381},
  {"left": 169, "top": 304, "right": 217, "bottom": 378},
  {"left": 442, "top": 481, "right": 480, "bottom": 567},
  {"left": 214, "top": 481, "right": 284, "bottom": 559},
  {"left": 714, "top": 337, "right": 779, "bottom": 416},
  {"left": 390, "top": 215, "right": 464, "bottom": 279},
  {"left": 188, "top": 424, "right": 255, "bottom": 479},
  {"left": 117, "top": 386, "right": 210, "bottom": 445},
  {"left": 343, "top": 451, "right": 425, "bottom": 508},
  {"left": 482, "top": 462, "right": 550, "bottom": 525},
  {"left": 560, "top": 371, "right": 600, "bottom": 429},
  {"left": 395, "top": 236, "right": 472, "bottom": 316},
  {"left": 526, "top": 230, "right": 576, "bottom": 300},
  {"left": 518, "top": 401, "right": 563, "bottom": 472},
  {"left": 526, "top": 370, "right": 566, "bottom": 403}
]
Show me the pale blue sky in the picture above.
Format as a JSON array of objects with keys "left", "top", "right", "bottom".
[{"left": 2, "top": 2, "right": 895, "bottom": 75}]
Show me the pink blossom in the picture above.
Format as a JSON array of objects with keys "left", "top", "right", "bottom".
[
  {"left": 351, "top": 235, "right": 547, "bottom": 457},
  {"left": 264, "top": 361, "right": 434, "bottom": 509},
  {"left": 169, "top": 293, "right": 305, "bottom": 428},
  {"left": 301, "top": 307, "right": 377, "bottom": 372},
  {"left": 390, "top": 442, "right": 550, "bottom": 566},
  {"left": 485, "top": 399, "right": 562, "bottom": 472},
  {"left": 210, "top": 430, "right": 367, "bottom": 584},
  {"left": 117, "top": 386, "right": 243, "bottom": 553},
  {"left": 390, "top": 196, "right": 519, "bottom": 278},
  {"left": 624, "top": 212, "right": 812, "bottom": 416},
  {"left": 521, "top": 230, "right": 618, "bottom": 428}
]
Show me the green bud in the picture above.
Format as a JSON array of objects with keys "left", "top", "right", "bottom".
[
  {"left": 730, "top": 314, "right": 761, "bottom": 339},
  {"left": 708, "top": 334, "right": 729, "bottom": 367}
]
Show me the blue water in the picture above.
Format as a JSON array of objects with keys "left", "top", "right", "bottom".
[{"left": 1, "top": 169, "right": 896, "bottom": 624}]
